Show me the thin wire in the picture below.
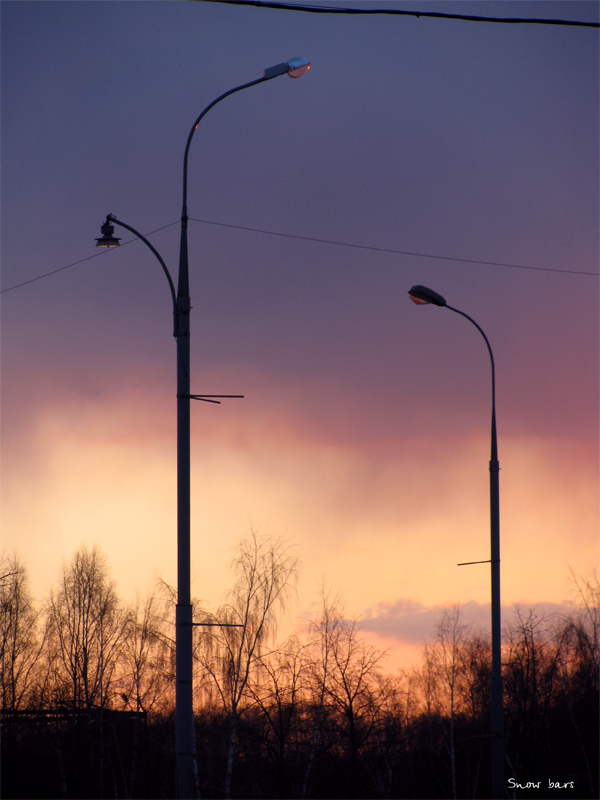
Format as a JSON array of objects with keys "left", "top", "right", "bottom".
[
  {"left": 194, "top": 0, "right": 600, "bottom": 28},
  {"left": 2, "top": 216, "right": 597, "bottom": 295},
  {"left": 0, "top": 221, "right": 179, "bottom": 294},
  {"left": 189, "top": 217, "right": 599, "bottom": 277}
]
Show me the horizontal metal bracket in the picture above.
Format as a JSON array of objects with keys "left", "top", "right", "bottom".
[
  {"left": 179, "top": 394, "right": 244, "bottom": 404},
  {"left": 457, "top": 559, "right": 492, "bottom": 566},
  {"left": 192, "top": 622, "right": 244, "bottom": 628}
]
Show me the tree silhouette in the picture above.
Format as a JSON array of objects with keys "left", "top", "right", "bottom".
[
  {"left": 0, "top": 552, "right": 41, "bottom": 713},
  {"left": 1, "top": 547, "right": 598, "bottom": 800},
  {"left": 43, "top": 545, "right": 129, "bottom": 797},
  {"left": 195, "top": 530, "right": 298, "bottom": 799}
]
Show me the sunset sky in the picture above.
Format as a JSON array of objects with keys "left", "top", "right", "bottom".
[{"left": 2, "top": 0, "right": 598, "bottom": 671}]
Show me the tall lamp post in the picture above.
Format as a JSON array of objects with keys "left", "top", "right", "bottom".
[
  {"left": 95, "top": 57, "right": 310, "bottom": 799},
  {"left": 408, "top": 284, "right": 504, "bottom": 799}
]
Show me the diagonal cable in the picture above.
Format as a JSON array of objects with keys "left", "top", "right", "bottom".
[
  {"left": 189, "top": 217, "right": 599, "bottom": 277},
  {"left": 0, "top": 221, "right": 179, "bottom": 294}
]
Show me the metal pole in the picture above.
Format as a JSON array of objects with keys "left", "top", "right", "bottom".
[
  {"left": 174, "top": 72, "right": 280, "bottom": 800},
  {"left": 490, "top": 407, "right": 504, "bottom": 799},
  {"left": 447, "top": 305, "right": 504, "bottom": 798},
  {"left": 99, "top": 63, "right": 310, "bottom": 799},
  {"left": 175, "top": 216, "right": 194, "bottom": 798}
]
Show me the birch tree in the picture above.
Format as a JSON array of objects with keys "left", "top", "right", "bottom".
[
  {"left": 196, "top": 531, "right": 298, "bottom": 799},
  {"left": 0, "top": 552, "right": 41, "bottom": 713},
  {"left": 301, "top": 588, "right": 342, "bottom": 798},
  {"left": 556, "top": 571, "right": 599, "bottom": 797},
  {"left": 434, "top": 605, "right": 469, "bottom": 800},
  {"left": 45, "top": 545, "right": 127, "bottom": 712},
  {"left": 117, "top": 592, "right": 174, "bottom": 795},
  {"left": 248, "top": 635, "right": 307, "bottom": 797},
  {"left": 414, "top": 605, "right": 472, "bottom": 799},
  {"left": 503, "top": 607, "right": 562, "bottom": 784},
  {"left": 44, "top": 545, "right": 129, "bottom": 797},
  {"left": 319, "top": 612, "right": 388, "bottom": 798}
]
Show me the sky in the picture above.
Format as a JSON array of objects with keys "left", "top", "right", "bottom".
[{"left": 1, "top": 0, "right": 598, "bottom": 671}]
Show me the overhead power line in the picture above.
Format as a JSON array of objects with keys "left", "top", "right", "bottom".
[
  {"left": 1, "top": 250, "right": 110, "bottom": 294},
  {"left": 194, "top": 0, "right": 600, "bottom": 28},
  {"left": 0, "top": 222, "right": 179, "bottom": 294},
  {"left": 189, "top": 217, "right": 598, "bottom": 277},
  {"left": 2, "top": 217, "right": 596, "bottom": 295}
]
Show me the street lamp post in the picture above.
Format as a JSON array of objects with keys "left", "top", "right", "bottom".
[
  {"left": 96, "top": 57, "right": 310, "bottom": 799},
  {"left": 408, "top": 284, "right": 504, "bottom": 799}
]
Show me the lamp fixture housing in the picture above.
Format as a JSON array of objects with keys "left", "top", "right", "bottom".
[
  {"left": 95, "top": 221, "right": 121, "bottom": 248},
  {"left": 408, "top": 285, "right": 447, "bottom": 306},
  {"left": 264, "top": 57, "right": 310, "bottom": 80}
]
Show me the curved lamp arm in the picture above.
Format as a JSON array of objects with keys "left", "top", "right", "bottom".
[
  {"left": 177, "top": 58, "right": 310, "bottom": 298},
  {"left": 98, "top": 214, "right": 178, "bottom": 326},
  {"left": 181, "top": 58, "right": 310, "bottom": 220},
  {"left": 445, "top": 304, "right": 497, "bottom": 460},
  {"left": 408, "top": 284, "right": 497, "bottom": 459},
  {"left": 408, "top": 282, "right": 503, "bottom": 797},
  {"left": 181, "top": 77, "right": 264, "bottom": 224}
]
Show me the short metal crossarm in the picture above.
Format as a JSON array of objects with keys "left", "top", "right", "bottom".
[
  {"left": 191, "top": 621, "right": 244, "bottom": 628},
  {"left": 182, "top": 394, "right": 244, "bottom": 404}
]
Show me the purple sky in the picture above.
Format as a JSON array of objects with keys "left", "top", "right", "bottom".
[{"left": 2, "top": 0, "right": 598, "bottom": 667}]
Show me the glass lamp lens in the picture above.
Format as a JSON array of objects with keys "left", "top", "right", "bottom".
[
  {"left": 288, "top": 64, "right": 310, "bottom": 78},
  {"left": 96, "top": 235, "right": 120, "bottom": 248},
  {"left": 286, "top": 58, "right": 310, "bottom": 78}
]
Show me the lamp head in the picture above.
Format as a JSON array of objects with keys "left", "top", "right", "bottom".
[
  {"left": 264, "top": 57, "right": 310, "bottom": 80},
  {"left": 95, "top": 220, "right": 121, "bottom": 248},
  {"left": 408, "top": 285, "right": 446, "bottom": 307}
]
